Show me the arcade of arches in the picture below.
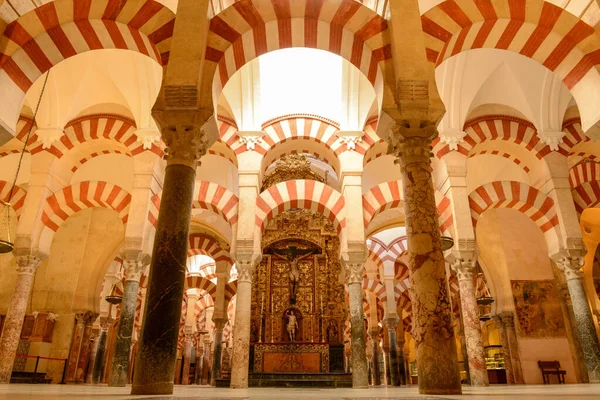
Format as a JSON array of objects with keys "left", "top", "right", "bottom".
[{"left": 1, "top": 0, "right": 600, "bottom": 398}]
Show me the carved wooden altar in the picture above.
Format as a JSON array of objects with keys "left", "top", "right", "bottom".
[
  {"left": 254, "top": 343, "right": 329, "bottom": 373},
  {"left": 249, "top": 155, "right": 349, "bottom": 375}
]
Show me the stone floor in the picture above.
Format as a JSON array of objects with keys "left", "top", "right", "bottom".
[{"left": 0, "top": 384, "right": 598, "bottom": 400}]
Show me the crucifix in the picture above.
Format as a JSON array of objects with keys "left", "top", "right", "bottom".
[{"left": 270, "top": 246, "right": 319, "bottom": 304}]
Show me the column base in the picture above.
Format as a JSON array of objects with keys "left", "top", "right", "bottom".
[
  {"left": 230, "top": 383, "right": 249, "bottom": 389},
  {"left": 420, "top": 388, "right": 463, "bottom": 395},
  {"left": 131, "top": 382, "right": 174, "bottom": 395}
]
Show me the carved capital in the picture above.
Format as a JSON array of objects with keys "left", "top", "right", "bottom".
[
  {"left": 236, "top": 260, "right": 256, "bottom": 283},
  {"left": 162, "top": 124, "right": 208, "bottom": 167},
  {"left": 135, "top": 128, "right": 162, "bottom": 150},
  {"left": 538, "top": 131, "right": 565, "bottom": 151},
  {"left": 558, "top": 256, "right": 585, "bottom": 281},
  {"left": 498, "top": 311, "right": 515, "bottom": 328},
  {"left": 451, "top": 257, "right": 477, "bottom": 282},
  {"left": 344, "top": 262, "right": 364, "bottom": 285},
  {"left": 386, "top": 121, "right": 437, "bottom": 170},
  {"left": 213, "top": 318, "right": 228, "bottom": 330},
  {"left": 339, "top": 135, "right": 363, "bottom": 151},
  {"left": 238, "top": 135, "right": 263, "bottom": 151},
  {"left": 76, "top": 311, "right": 98, "bottom": 326},
  {"left": 15, "top": 255, "right": 42, "bottom": 275},
  {"left": 122, "top": 253, "right": 150, "bottom": 282},
  {"left": 99, "top": 317, "right": 113, "bottom": 331}
]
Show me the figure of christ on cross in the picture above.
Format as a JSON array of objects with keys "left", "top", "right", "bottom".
[{"left": 270, "top": 246, "right": 320, "bottom": 304}]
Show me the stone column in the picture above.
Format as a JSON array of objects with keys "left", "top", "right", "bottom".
[
  {"left": 131, "top": 124, "right": 209, "bottom": 395},
  {"left": 370, "top": 330, "right": 381, "bottom": 385},
  {"left": 110, "top": 257, "right": 146, "bottom": 386},
  {"left": 493, "top": 315, "right": 514, "bottom": 384},
  {"left": 65, "top": 314, "right": 87, "bottom": 382},
  {"left": 499, "top": 312, "right": 524, "bottom": 384},
  {"left": 92, "top": 318, "right": 112, "bottom": 383},
  {"left": 396, "top": 318, "right": 407, "bottom": 385},
  {"left": 344, "top": 262, "right": 369, "bottom": 388},
  {"left": 385, "top": 317, "right": 400, "bottom": 386},
  {"left": 387, "top": 123, "right": 461, "bottom": 395},
  {"left": 181, "top": 334, "right": 194, "bottom": 385},
  {"left": 76, "top": 314, "right": 98, "bottom": 383},
  {"left": 230, "top": 259, "right": 256, "bottom": 388},
  {"left": 0, "top": 255, "right": 41, "bottom": 383},
  {"left": 452, "top": 259, "right": 488, "bottom": 386},
  {"left": 559, "top": 256, "right": 600, "bottom": 382},
  {"left": 210, "top": 318, "right": 226, "bottom": 386}
]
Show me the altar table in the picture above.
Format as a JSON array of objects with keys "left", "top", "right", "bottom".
[{"left": 252, "top": 343, "right": 329, "bottom": 373}]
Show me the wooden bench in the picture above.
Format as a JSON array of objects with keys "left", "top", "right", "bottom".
[{"left": 538, "top": 360, "right": 566, "bottom": 384}]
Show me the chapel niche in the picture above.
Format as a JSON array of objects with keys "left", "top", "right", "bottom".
[{"left": 249, "top": 208, "right": 347, "bottom": 344}]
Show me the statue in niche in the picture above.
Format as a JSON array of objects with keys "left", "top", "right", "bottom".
[
  {"left": 327, "top": 320, "right": 339, "bottom": 343},
  {"left": 286, "top": 310, "right": 298, "bottom": 342},
  {"left": 269, "top": 246, "right": 319, "bottom": 304}
]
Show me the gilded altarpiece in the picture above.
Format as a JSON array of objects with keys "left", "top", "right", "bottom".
[{"left": 249, "top": 209, "right": 347, "bottom": 347}]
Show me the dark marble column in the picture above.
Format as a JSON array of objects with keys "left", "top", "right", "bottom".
[
  {"left": 92, "top": 318, "right": 112, "bottom": 383},
  {"left": 499, "top": 312, "right": 524, "bottom": 384},
  {"left": 110, "top": 257, "right": 145, "bottom": 387},
  {"left": 344, "top": 262, "right": 369, "bottom": 388},
  {"left": 131, "top": 124, "right": 208, "bottom": 395},
  {"left": 387, "top": 123, "right": 461, "bottom": 395},
  {"left": 210, "top": 319, "right": 226, "bottom": 386},
  {"left": 385, "top": 317, "right": 400, "bottom": 386},
  {"left": 396, "top": 318, "right": 407, "bottom": 385},
  {"left": 181, "top": 334, "right": 194, "bottom": 385},
  {"left": 370, "top": 330, "right": 381, "bottom": 385},
  {"left": 0, "top": 255, "right": 41, "bottom": 383},
  {"left": 559, "top": 256, "right": 600, "bottom": 382}
]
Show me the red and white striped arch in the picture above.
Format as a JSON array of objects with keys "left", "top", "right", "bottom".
[
  {"left": 0, "top": 0, "right": 175, "bottom": 131},
  {"left": 467, "top": 148, "right": 532, "bottom": 174},
  {"left": 40, "top": 181, "right": 131, "bottom": 250},
  {"left": 256, "top": 180, "right": 346, "bottom": 234},
  {"left": 0, "top": 181, "right": 27, "bottom": 219},
  {"left": 468, "top": 181, "right": 559, "bottom": 234},
  {"left": 185, "top": 275, "right": 217, "bottom": 298},
  {"left": 367, "top": 236, "right": 407, "bottom": 266},
  {"left": 362, "top": 278, "right": 387, "bottom": 302},
  {"left": 188, "top": 233, "right": 233, "bottom": 264},
  {"left": 225, "top": 280, "right": 238, "bottom": 303},
  {"left": 203, "top": 0, "right": 391, "bottom": 109},
  {"left": 421, "top": 1, "right": 600, "bottom": 130},
  {"left": 363, "top": 180, "right": 454, "bottom": 234},
  {"left": 569, "top": 161, "right": 600, "bottom": 189},
  {"left": 148, "top": 181, "right": 239, "bottom": 228},
  {"left": 572, "top": 181, "right": 600, "bottom": 214}
]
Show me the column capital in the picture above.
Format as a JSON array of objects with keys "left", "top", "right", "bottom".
[
  {"left": 557, "top": 256, "right": 585, "bottom": 281},
  {"left": 343, "top": 262, "right": 364, "bottom": 285},
  {"left": 385, "top": 121, "right": 438, "bottom": 167},
  {"left": 122, "top": 253, "right": 150, "bottom": 282},
  {"left": 76, "top": 311, "right": 98, "bottom": 326},
  {"left": 450, "top": 257, "right": 477, "bottom": 282},
  {"left": 15, "top": 255, "right": 42, "bottom": 275},
  {"left": 99, "top": 317, "right": 113, "bottom": 331},
  {"left": 161, "top": 124, "right": 209, "bottom": 167},
  {"left": 498, "top": 311, "right": 515, "bottom": 328},
  {"left": 212, "top": 318, "right": 228, "bottom": 330}
]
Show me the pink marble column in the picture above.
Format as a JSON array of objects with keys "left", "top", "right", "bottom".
[
  {"left": 0, "top": 255, "right": 42, "bottom": 383},
  {"left": 65, "top": 313, "right": 88, "bottom": 382},
  {"left": 387, "top": 123, "right": 461, "bottom": 395},
  {"left": 181, "top": 334, "right": 193, "bottom": 385},
  {"left": 493, "top": 315, "right": 514, "bottom": 384},
  {"left": 499, "top": 312, "right": 524, "bottom": 384},
  {"left": 452, "top": 259, "right": 489, "bottom": 386}
]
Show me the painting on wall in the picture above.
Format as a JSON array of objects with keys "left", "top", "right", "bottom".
[{"left": 511, "top": 280, "right": 566, "bottom": 338}]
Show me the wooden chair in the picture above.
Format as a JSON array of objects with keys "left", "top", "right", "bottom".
[{"left": 538, "top": 360, "right": 566, "bottom": 384}]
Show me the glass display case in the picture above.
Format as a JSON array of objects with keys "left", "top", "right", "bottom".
[
  {"left": 484, "top": 345, "right": 505, "bottom": 369},
  {"left": 484, "top": 345, "right": 507, "bottom": 384}
]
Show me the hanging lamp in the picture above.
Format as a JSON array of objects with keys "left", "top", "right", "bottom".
[{"left": 0, "top": 72, "right": 51, "bottom": 254}]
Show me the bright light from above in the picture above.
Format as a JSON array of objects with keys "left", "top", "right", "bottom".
[
  {"left": 187, "top": 254, "right": 214, "bottom": 274},
  {"left": 259, "top": 48, "right": 342, "bottom": 123}
]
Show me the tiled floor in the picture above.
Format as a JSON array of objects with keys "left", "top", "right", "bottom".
[{"left": 0, "top": 384, "right": 599, "bottom": 400}]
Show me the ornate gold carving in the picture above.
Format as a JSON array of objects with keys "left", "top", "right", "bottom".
[
  {"left": 253, "top": 343, "right": 330, "bottom": 373},
  {"left": 261, "top": 154, "right": 325, "bottom": 191}
]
